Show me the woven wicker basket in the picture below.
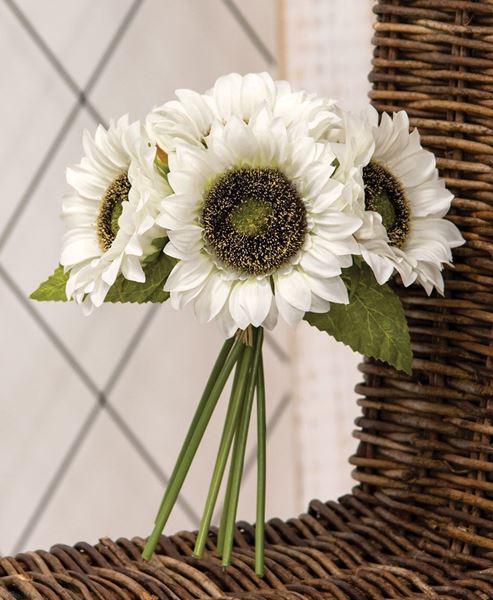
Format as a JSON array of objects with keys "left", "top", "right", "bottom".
[{"left": 3, "top": 1, "right": 493, "bottom": 598}]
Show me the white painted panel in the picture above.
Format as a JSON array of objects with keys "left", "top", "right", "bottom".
[{"left": 283, "top": 0, "right": 374, "bottom": 507}]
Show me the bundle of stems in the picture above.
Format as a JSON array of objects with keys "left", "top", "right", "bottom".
[{"left": 142, "top": 326, "right": 267, "bottom": 576}]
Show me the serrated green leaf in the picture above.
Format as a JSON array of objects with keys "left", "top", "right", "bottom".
[
  {"left": 30, "top": 265, "right": 69, "bottom": 301},
  {"left": 31, "top": 240, "right": 176, "bottom": 305},
  {"left": 304, "top": 262, "right": 412, "bottom": 374},
  {"left": 105, "top": 249, "right": 176, "bottom": 304}
]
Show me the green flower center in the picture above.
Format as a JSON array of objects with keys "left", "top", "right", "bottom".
[
  {"left": 202, "top": 167, "right": 307, "bottom": 276},
  {"left": 363, "top": 161, "right": 410, "bottom": 247},
  {"left": 230, "top": 198, "right": 273, "bottom": 237},
  {"left": 96, "top": 173, "right": 130, "bottom": 252}
]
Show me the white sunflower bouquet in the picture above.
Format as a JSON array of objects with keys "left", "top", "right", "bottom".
[{"left": 32, "top": 73, "right": 464, "bottom": 575}]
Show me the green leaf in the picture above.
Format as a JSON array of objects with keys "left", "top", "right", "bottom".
[
  {"left": 147, "top": 235, "right": 167, "bottom": 257},
  {"left": 31, "top": 238, "right": 176, "bottom": 305},
  {"left": 304, "top": 261, "right": 412, "bottom": 374},
  {"left": 30, "top": 265, "right": 69, "bottom": 301},
  {"left": 105, "top": 246, "right": 176, "bottom": 304}
]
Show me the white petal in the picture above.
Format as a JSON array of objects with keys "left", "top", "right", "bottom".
[
  {"left": 101, "top": 255, "right": 122, "bottom": 285},
  {"left": 66, "top": 166, "right": 107, "bottom": 199},
  {"left": 168, "top": 225, "right": 203, "bottom": 255},
  {"left": 170, "top": 285, "right": 204, "bottom": 310},
  {"left": 310, "top": 236, "right": 354, "bottom": 268},
  {"left": 222, "top": 116, "right": 258, "bottom": 162},
  {"left": 164, "top": 257, "right": 212, "bottom": 292},
  {"left": 211, "top": 73, "right": 243, "bottom": 119},
  {"left": 167, "top": 169, "right": 204, "bottom": 196},
  {"left": 299, "top": 248, "right": 342, "bottom": 278},
  {"left": 129, "top": 231, "right": 146, "bottom": 256},
  {"left": 313, "top": 211, "right": 361, "bottom": 239},
  {"left": 275, "top": 269, "right": 312, "bottom": 312},
  {"left": 360, "top": 247, "right": 395, "bottom": 285},
  {"left": 274, "top": 286, "right": 305, "bottom": 327},
  {"left": 229, "top": 278, "right": 273, "bottom": 329},
  {"left": 404, "top": 218, "right": 463, "bottom": 263},
  {"left": 91, "top": 277, "right": 111, "bottom": 307},
  {"left": 415, "top": 262, "right": 444, "bottom": 295},
  {"left": 407, "top": 183, "right": 453, "bottom": 219},
  {"left": 304, "top": 273, "right": 349, "bottom": 304},
  {"left": 157, "top": 203, "right": 196, "bottom": 230},
  {"left": 262, "top": 299, "right": 279, "bottom": 330},
  {"left": 241, "top": 72, "right": 275, "bottom": 119},
  {"left": 60, "top": 229, "right": 101, "bottom": 266},
  {"left": 393, "top": 257, "right": 418, "bottom": 288},
  {"left": 194, "top": 272, "right": 231, "bottom": 323},
  {"left": 310, "top": 181, "right": 344, "bottom": 213},
  {"left": 175, "top": 88, "right": 216, "bottom": 134},
  {"left": 164, "top": 240, "right": 195, "bottom": 261},
  {"left": 215, "top": 302, "right": 239, "bottom": 337},
  {"left": 62, "top": 194, "right": 99, "bottom": 220},
  {"left": 309, "top": 293, "right": 331, "bottom": 313},
  {"left": 391, "top": 151, "right": 436, "bottom": 188},
  {"left": 80, "top": 295, "right": 95, "bottom": 315},
  {"left": 121, "top": 255, "right": 145, "bottom": 282}
]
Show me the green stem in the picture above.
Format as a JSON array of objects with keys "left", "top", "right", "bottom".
[
  {"left": 216, "top": 388, "right": 245, "bottom": 559},
  {"left": 154, "top": 336, "right": 235, "bottom": 519},
  {"left": 216, "top": 455, "right": 233, "bottom": 557},
  {"left": 222, "top": 328, "right": 264, "bottom": 567},
  {"left": 194, "top": 342, "right": 253, "bottom": 557},
  {"left": 216, "top": 363, "right": 247, "bottom": 557},
  {"left": 255, "top": 354, "right": 266, "bottom": 577},
  {"left": 216, "top": 352, "right": 254, "bottom": 557},
  {"left": 142, "top": 336, "right": 243, "bottom": 561}
]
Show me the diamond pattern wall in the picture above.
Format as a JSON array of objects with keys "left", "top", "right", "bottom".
[{"left": 0, "top": 0, "right": 298, "bottom": 557}]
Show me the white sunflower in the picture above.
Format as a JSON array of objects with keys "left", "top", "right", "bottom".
[
  {"left": 158, "top": 108, "right": 361, "bottom": 336},
  {"left": 61, "top": 115, "right": 170, "bottom": 313},
  {"left": 146, "top": 72, "right": 342, "bottom": 153},
  {"left": 334, "top": 106, "right": 464, "bottom": 293}
]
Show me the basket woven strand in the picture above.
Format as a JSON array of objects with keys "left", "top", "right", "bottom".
[{"left": 2, "top": 1, "right": 493, "bottom": 598}]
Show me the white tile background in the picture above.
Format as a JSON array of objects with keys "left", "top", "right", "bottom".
[{"left": 0, "top": 0, "right": 373, "bottom": 556}]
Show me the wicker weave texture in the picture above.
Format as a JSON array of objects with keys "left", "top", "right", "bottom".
[
  {"left": 355, "top": 0, "right": 493, "bottom": 558},
  {"left": 2, "top": 1, "right": 493, "bottom": 598}
]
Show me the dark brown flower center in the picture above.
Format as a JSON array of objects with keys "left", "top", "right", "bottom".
[
  {"left": 201, "top": 167, "right": 307, "bottom": 275},
  {"left": 363, "top": 161, "right": 410, "bottom": 247},
  {"left": 96, "top": 173, "right": 130, "bottom": 252}
]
